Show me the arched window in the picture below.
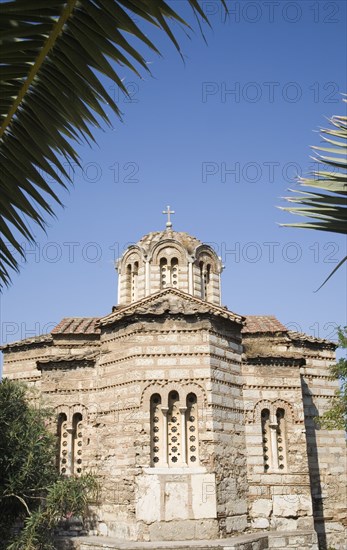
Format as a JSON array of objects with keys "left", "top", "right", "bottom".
[
  {"left": 160, "top": 258, "right": 168, "bottom": 289},
  {"left": 125, "top": 261, "right": 140, "bottom": 302},
  {"left": 186, "top": 393, "right": 199, "bottom": 465},
  {"left": 149, "top": 391, "right": 200, "bottom": 468},
  {"left": 261, "top": 407, "right": 287, "bottom": 473},
  {"left": 171, "top": 258, "right": 178, "bottom": 288},
  {"left": 276, "top": 408, "right": 287, "bottom": 471},
  {"left": 167, "top": 391, "right": 181, "bottom": 465},
  {"left": 199, "top": 261, "right": 204, "bottom": 299},
  {"left": 126, "top": 263, "right": 132, "bottom": 302},
  {"left": 160, "top": 257, "right": 179, "bottom": 289},
  {"left": 57, "top": 413, "right": 68, "bottom": 475},
  {"left": 56, "top": 412, "right": 84, "bottom": 476},
  {"left": 150, "top": 394, "right": 162, "bottom": 466},
  {"left": 261, "top": 409, "right": 270, "bottom": 472},
  {"left": 132, "top": 261, "right": 139, "bottom": 301},
  {"left": 200, "top": 261, "right": 211, "bottom": 301},
  {"left": 72, "top": 413, "right": 83, "bottom": 476}
]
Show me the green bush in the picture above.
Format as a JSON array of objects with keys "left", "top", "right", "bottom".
[{"left": 0, "top": 379, "right": 97, "bottom": 549}]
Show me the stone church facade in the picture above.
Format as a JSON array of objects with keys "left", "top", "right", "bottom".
[{"left": 2, "top": 225, "right": 346, "bottom": 549}]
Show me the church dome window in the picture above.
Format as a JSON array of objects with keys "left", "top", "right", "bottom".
[
  {"left": 199, "top": 261, "right": 212, "bottom": 301},
  {"left": 116, "top": 213, "right": 222, "bottom": 304},
  {"left": 132, "top": 261, "right": 139, "bottom": 301},
  {"left": 171, "top": 257, "right": 178, "bottom": 286},
  {"left": 160, "top": 258, "right": 168, "bottom": 289},
  {"left": 123, "top": 257, "right": 140, "bottom": 303},
  {"left": 160, "top": 257, "right": 179, "bottom": 289}
]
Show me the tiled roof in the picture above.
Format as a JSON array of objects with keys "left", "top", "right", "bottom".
[
  {"left": 1, "top": 333, "right": 53, "bottom": 350},
  {"left": 51, "top": 317, "right": 100, "bottom": 335},
  {"left": 242, "top": 315, "right": 288, "bottom": 334},
  {"left": 288, "top": 330, "right": 336, "bottom": 346},
  {"left": 138, "top": 230, "right": 202, "bottom": 254},
  {"left": 37, "top": 350, "right": 99, "bottom": 369},
  {"left": 99, "top": 288, "right": 244, "bottom": 327}
]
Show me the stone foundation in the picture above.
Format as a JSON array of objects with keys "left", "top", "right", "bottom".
[{"left": 55, "top": 530, "right": 318, "bottom": 550}]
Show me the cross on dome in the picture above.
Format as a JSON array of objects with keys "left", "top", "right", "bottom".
[{"left": 162, "top": 205, "right": 175, "bottom": 229}]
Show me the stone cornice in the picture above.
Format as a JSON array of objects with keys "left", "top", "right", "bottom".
[
  {"left": 99, "top": 288, "right": 244, "bottom": 328},
  {"left": 3, "top": 374, "right": 41, "bottom": 382},
  {"left": 245, "top": 356, "right": 305, "bottom": 367},
  {"left": 1, "top": 333, "right": 53, "bottom": 352},
  {"left": 245, "top": 384, "right": 302, "bottom": 390},
  {"left": 41, "top": 375, "right": 215, "bottom": 395},
  {"left": 288, "top": 330, "right": 337, "bottom": 348},
  {"left": 99, "top": 350, "right": 241, "bottom": 367},
  {"left": 37, "top": 350, "right": 98, "bottom": 371}
]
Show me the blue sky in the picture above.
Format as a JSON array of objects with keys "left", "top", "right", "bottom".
[{"left": 1, "top": 0, "right": 346, "bottom": 354}]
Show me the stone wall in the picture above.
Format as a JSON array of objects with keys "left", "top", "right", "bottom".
[
  {"left": 242, "top": 358, "right": 314, "bottom": 534},
  {"left": 2, "top": 313, "right": 345, "bottom": 547},
  {"left": 207, "top": 320, "right": 248, "bottom": 536},
  {"left": 297, "top": 341, "right": 346, "bottom": 550},
  {"left": 94, "top": 313, "right": 245, "bottom": 540}
]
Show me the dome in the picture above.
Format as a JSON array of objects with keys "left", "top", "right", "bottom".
[
  {"left": 116, "top": 220, "right": 222, "bottom": 307},
  {"left": 137, "top": 230, "right": 202, "bottom": 256}
]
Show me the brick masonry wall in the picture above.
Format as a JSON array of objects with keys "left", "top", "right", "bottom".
[
  {"left": 242, "top": 360, "right": 314, "bottom": 533},
  {"left": 2, "top": 316, "right": 344, "bottom": 547},
  {"left": 299, "top": 345, "right": 346, "bottom": 550}
]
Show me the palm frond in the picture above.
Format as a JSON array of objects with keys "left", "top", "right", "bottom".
[
  {"left": 0, "top": 0, "right": 227, "bottom": 288},
  {"left": 279, "top": 97, "right": 347, "bottom": 289}
]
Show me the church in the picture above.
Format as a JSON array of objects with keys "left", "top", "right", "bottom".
[{"left": 2, "top": 210, "right": 346, "bottom": 550}]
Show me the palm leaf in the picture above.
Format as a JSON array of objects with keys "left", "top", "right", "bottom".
[
  {"left": 279, "top": 97, "right": 347, "bottom": 289},
  {"left": 0, "top": 0, "right": 227, "bottom": 288}
]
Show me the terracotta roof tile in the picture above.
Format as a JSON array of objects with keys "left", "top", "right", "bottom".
[
  {"left": 37, "top": 350, "right": 99, "bottom": 369},
  {"left": 138, "top": 230, "right": 202, "bottom": 254},
  {"left": 242, "top": 315, "right": 288, "bottom": 334},
  {"left": 99, "top": 288, "right": 244, "bottom": 327},
  {"left": 1, "top": 333, "right": 53, "bottom": 351},
  {"left": 51, "top": 317, "right": 100, "bottom": 335},
  {"left": 288, "top": 330, "right": 336, "bottom": 346}
]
